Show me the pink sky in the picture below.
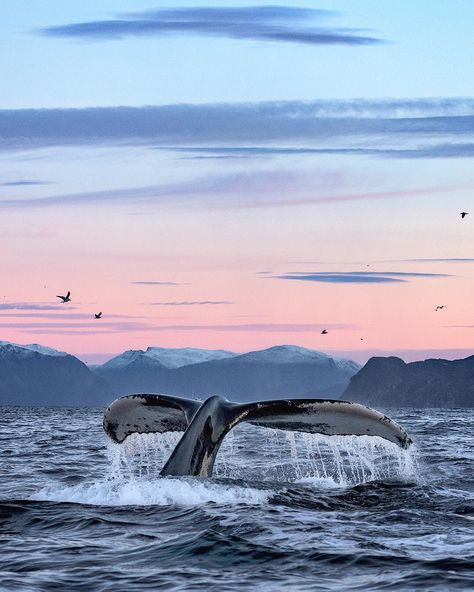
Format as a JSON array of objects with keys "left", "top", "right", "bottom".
[{"left": 1, "top": 164, "right": 473, "bottom": 364}]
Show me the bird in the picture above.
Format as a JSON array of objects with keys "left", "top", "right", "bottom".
[
  {"left": 435, "top": 305, "right": 445, "bottom": 311},
  {"left": 95, "top": 312, "right": 102, "bottom": 319},
  {"left": 321, "top": 329, "right": 328, "bottom": 335},
  {"left": 461, "top": 212, "right": 469, "bottom": 219},
  {"left": 56, "top": 291, "right": 71, "bottom": 303}
]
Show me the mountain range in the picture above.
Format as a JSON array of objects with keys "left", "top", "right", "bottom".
[
  {"left": 93, "top": 345, "right": 360, "bottom": 401},
  {"left": 0, "top": 342, "right": 359, "bottom": 406},
  {"left": 1, "top": 341, "right": 473, "bottom": 407}
]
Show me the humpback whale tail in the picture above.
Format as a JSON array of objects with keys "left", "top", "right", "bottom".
[{"left": 103, "top": 394, "right": 412, "bottom": 478}]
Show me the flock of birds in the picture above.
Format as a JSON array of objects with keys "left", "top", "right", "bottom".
[
  {"left": 56, "top": 291, "right": 102, "bottom": 319},
  {"left": 55, "top": 211, "right": 469, "bottom": 333}
]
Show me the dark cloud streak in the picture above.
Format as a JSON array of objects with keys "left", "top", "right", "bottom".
[
  {"left": 272, "top": 271, "right": 451, "bottom": 284},
  {"left": 1, "top": 180, "right": 50, "bottom": 186},
  {"left": 1, "top": 100, "right": 473, "bottom": 153},
  {"left": 150, "top": 301, "right": 233, "bottom": 306},
  {"left": 0, "top": 302, "right": 78, "bottom": 311},
  {"left": 37, "top": 6, "right": 381, "bottom": 46},
  {"left": 169, "top": 143, "right": 474, "bottom": 160},
  {"left": 131, "top": 281, "right": 188, "bottom": 286}
]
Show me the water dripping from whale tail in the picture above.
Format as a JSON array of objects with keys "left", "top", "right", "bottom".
[{"left": 103, "top": 394, "right": 412, "bottom": 478}]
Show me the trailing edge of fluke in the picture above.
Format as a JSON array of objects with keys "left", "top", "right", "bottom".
[{"left": 103, "top": 394, "right": 412, "bottom": 478}]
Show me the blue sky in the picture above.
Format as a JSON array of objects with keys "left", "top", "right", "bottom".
[
  {"left": 2, "top": 1, "right": 474, "bottom": 108},
  {"left": 0, "top": 1, "right": 473, "bottom": 363}
]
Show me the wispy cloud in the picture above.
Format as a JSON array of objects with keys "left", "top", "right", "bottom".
[
  {"left": 1, "top": 99, "right": 473, "bottom": 152},
  {"left": 0, "top": 170, "right": 462, "bottom": 211},
  {"left": 1, "top": 180, "right": 50, "bottom": 186},
  {"left": 167, "top": 143, "right": 474, "bottom": 160},
  {"left": 4, "top": 321, "right": 157, "bottom": 334},
  {"left": 150, "top": 301, "right": 233, "bottom": 306},
  {"left": 37, "top": 6, "right": 382, "bottom": 47},
  {"left": 271, "top": 271, "right": 451, "bottom": 284},
  {"left": 0, "top": 312, "right": 142, "bottom": 319},
  {"left": 0, "top": 302, "right": 78, "bottom": 311},
  {"left": 11, "top": 321, "right": 355, "bottom": 335},
  {"left": 131, "top": 281, "right": 188, "bottom": 286},
  {"left": 398, "top": 258, "right": 474, "bottom": 263}
]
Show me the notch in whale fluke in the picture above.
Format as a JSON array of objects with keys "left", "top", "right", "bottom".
[{"left": 103, "top": 394, "right": 412, "bottom": 477}]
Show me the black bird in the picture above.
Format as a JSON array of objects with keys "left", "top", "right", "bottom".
[
  {"left": 56, "top": 291, "right": 71, "bottom": 303},
  {"left": 321, "top": 329, "right": 328, "bottom": 335},
  {"left": 461, "top": 212, "right": 469, "bottom": 219},
  {"left": 435, "top": 305, "right": 445, "bottom": 311},
  {"left": 95, "top": 312, "right": 102, "bottom": 319}
]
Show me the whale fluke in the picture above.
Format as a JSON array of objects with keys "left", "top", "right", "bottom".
[
  {"left": 103, "top": 393, "right": 201, "bottom": 444},
  {"left": 103, "top": 394, "right": 412, "bottom": 477}
]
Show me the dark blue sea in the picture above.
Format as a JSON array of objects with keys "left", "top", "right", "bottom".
[{"left": 0, "top": 407, "right": 473, "bottom": 591}]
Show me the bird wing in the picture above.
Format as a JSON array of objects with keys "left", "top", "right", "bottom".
[{"left": 66, "top": 291, "right": 70, "bottom": 298}]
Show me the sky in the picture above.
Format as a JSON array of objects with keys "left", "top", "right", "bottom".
[{"left": 0, "top": 1, "right": 473, "bottom": 364}]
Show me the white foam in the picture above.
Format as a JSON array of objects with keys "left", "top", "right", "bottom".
[
  {"left": 29, "top": 428, "right": 418, "bottom": 506},
  {"left": 30, "top": 432, "right": 270, "bottom": 507},
  {"left": 30, "top": 477, "right": 270, "bottom": 507}
]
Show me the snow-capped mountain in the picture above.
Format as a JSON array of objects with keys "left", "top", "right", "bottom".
[
  {"left": 102, "top": 347, "right": 237, "bottom": 370},
  {"left": 0, "top": 341, "right": 362, "bottom": 405},
  {"left": 232, "top": 345, "right": 361, "bottom": 372},
  {"left": 94, "top": 344, "right": 361, "bottom": 401},
  {"left": 0, "top": 340, "right": 113, "bottom": 405},
  {"left": 0, "top": 341, "right": 68, "bottom": 358}
]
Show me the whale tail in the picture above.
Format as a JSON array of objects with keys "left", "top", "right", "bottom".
[{"left": 103, "top": 394, "right": 412, "bottom": 477}]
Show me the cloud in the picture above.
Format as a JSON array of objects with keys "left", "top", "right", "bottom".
[
  {"left": 0, "top": 169, "right": 462, "bottom": 211},
  {"left": 272, "top": 271, "right": 451, "bottom": 284},
  {"left": 4, "top": 321, "right": 157, "bottom": 334},
  {"left": 0, "top": 312, "right": 142, "bottom": 319},
  {"left": 37, "top": 7, "right": 381, "bottom": 46},
  {"left": 131, "top": 281, "right": 188, "bottom": 286},
  {"left": 1, "top": 99, "right": 473, "bottom": 152},
  {"left": 150, "top": 301, "right": 233, "bottom": 306},
  {"left": 1, "top": 180, "right": 50, "bottom": 186},
  {"left": 0, "top": 302, "right": 78, "bottom": 311},
  {"left": 10, "top": 321, "right": 356, "bottom": 335},
  {"left": 398, "top": 258, "right": 474, "bottom": 263},
  {"left": 168, "top": 143, "right": 474, "bottom": 160}
]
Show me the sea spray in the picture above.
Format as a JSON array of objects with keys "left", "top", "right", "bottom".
[
  {"left": 30, "top": 424, "right": 418, "bottom": 506},
  {"left": 106, "top": 424, "right": 418, "bottom": 486}
]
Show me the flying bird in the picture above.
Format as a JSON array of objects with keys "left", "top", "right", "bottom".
[
  {"left": 460, "top": 212, "right": 469, "bottom": 219},
  {"left": 56, "top": 291, "right": 71, "bottom": 303},
  {"left": 95, "top": 312, "right": 102, "bottom": 319},
  {"left": 321, "top": 329, "right": 328, "bottom": 335},
  {"left": 435, "top": 305, "right": 445, "bottom": 311}
]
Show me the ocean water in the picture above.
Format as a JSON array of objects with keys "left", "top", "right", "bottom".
[{"left": 0, "top": 407, "right": 473, "bottom": 591}]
